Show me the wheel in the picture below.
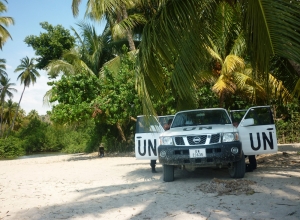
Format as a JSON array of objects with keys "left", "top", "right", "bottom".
[
  {"left": 163, "top": 164, "right": 174, "bottom": 182},
  {"left": 228, "top": 152, "right": 245, "bottom": 178}
]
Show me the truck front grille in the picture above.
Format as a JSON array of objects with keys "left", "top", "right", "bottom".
[
  {"left": 187, "top": 135, "right": 207, "bottom": 145},
  {"left": 174, "top": 133, "right": 221, "bottom": 146},
  {"left": 175, "top": 137, "right": 185, "bottom": 145}
]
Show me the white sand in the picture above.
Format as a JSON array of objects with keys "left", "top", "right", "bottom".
[{"left": 1, "top": 152, "right": 300, "bottom": 220}]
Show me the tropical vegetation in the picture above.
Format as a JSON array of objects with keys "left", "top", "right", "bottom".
[{"left": 1, "top": 0, "right": 300, "bottom": 159}]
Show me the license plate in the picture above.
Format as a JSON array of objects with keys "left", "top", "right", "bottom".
[{"left": 189, "top": 149, "right": 206, "bottom": 158}]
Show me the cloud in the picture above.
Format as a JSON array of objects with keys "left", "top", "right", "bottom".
[
  {"left": 12, "top": 72, "right": 53, "bottom": 115},
  {"left": 6, "top": 64, "right": 13, "bottom": 70}
]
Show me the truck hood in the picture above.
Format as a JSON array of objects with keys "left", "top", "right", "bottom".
[{"left": 160, "top": 124, "right": 237, "bottom": 137}]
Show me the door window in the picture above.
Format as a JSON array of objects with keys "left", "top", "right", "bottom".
[{"left": 243, "top": 107, "right": 274, "bottom": 126}]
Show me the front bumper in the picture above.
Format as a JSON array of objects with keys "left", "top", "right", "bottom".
[{"left": 158, "top": 141, "right": 242, "bottom": 166}]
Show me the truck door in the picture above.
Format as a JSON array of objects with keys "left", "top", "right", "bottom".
[
  {"left": 230, "top": 106, "right": 278, "bottom": 155},
  {"left": 135, "top": 115, "right": 165, "bottom": 160}
]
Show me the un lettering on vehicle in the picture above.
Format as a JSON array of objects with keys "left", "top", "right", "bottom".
[
  {"left": 241, "top": 130, "right": 278, "bottom": 155},
  {"left": 249, "top": 131, "right": 274, "bottom": 151},
  {"left": 135, "top": 133, "right": 159, "bottom": 160}
]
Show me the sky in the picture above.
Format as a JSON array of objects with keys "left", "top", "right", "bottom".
[{"left": 1, "top": 0, "right": 105, "bottom": 115}]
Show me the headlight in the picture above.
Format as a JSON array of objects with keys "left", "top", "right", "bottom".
[
  {"left": 160, "top": 136, "right": 173, "bottom": 145},
  {"left": 222, "top": 132, "right": 239, "bottom": 142}
]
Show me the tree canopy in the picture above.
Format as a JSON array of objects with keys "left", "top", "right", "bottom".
[{"left": 24, "top": 22, "right": 75, "bottom": 70}]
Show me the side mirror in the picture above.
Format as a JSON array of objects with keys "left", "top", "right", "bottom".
[{"left": 241, "top": 118, "right": 254, "bottom": 127}]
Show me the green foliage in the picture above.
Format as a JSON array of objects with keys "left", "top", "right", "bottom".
[
  {"left": 276, "top": 100, "right": 300, "bottom": 144},
  {"left": 47, "top": 47, "right": 143, "bottom": 150},
  {"left": 17, "top": 117, "right": 48, "bottom": 153},
  {"left": 43, "top": 125, "right": 64, "bottom": 152},
  {"left": 96, "top": 123, "right": 134, "bottom": 152},
  {"left": 59, "top": 129, "right": 90, "bottom": 153},
  {"left": 49, "top": 73, "right": 101, "bottom": 124},
  {"left": 0, "top": 136, "right": 25, "bottom": 159},
  {"left": 197, "top": 83, "right": 219, "bottom": 109},
  {"left": 16, "top": 116, "right": 101, "bottom": 154},
  {"left": 58, "top": 120, "right": 101, "bottom": 153},
  {"left": 93, "top": 52, "right": 142, "bottom": 126},
  {"left": 152, "top": 91, "right": 177, "bottom": 116},
  {"left": 24, "top": 22, "right": 75, "bottom": 70},
  {"left": 101, "top": 135, "right": 134, "bottom": 153}
]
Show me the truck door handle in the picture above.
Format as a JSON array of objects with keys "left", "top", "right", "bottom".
[
  {"left": 136, "top": 136, "right": 142, "bottom": 139},
  {"left": 267, "top": 128, "right": 273, "bottom": 130}
]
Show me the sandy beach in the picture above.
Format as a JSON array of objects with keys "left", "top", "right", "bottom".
[{"left": 1, "top": 149, "right": 300, "bottom": 220}]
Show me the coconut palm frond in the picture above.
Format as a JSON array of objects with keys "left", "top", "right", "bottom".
[
  {"left": 268, "top": 73, "right": 292, "bottom": 103},
  {"left": 138, "top": 0, "right": 218, "bottom": 108},
  {"left": 136, "top": 70, "right": 157, "bottom": 116},
  {"left": 100, "top": 49, "right": 138, "bottom": 77},
  {"left": 100, "top": 56, "right": 121, "bottom": 77},
  {"left": 232, "top": 71, "right": 266, "bottom": 100},
  {"left": 244, "top": 0, "right": 300, "bottom": 72},
  {"left": 85, "top": 0, "right": 123, "bottom": 20},
  {"left": 197, "top": 70, "right": 216, "bottom": 84},
  {"left": 205, "top": 45, "right": 222, "bottom": 63},
  {"left": 112, "top": 13, "right": 147, "bottom": 39},
  {"left": 0, "top": 15, "right": 14, "bottom": 48},
  {"left": 47, "top": 60, "right": 76, "bottom": 77},
  {"left": 77, "top": 60, "right": 96, "bottom": 76},
  {"left": 212, "top": 74, "right": 236, "bottom": 97},
  {"left": 223, "top": 55, "right": 244, "bottom": 75},
  {"left": 292, "top": 79, "right": 300, "bottom": 98},
  {"left": 71, "top": 0, "right": 82, "bottom": 17},
  {"left": 43, "top": 89, "right": 54, "bottom": 107},
  {"left": 230, "top": 32, "right": 246, "bottom": 56}
]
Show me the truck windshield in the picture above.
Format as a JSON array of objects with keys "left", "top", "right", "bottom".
[{"left": 172, "top": 109, "right": 231, "bottom": 128}]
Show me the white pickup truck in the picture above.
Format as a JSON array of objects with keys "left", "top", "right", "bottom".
[{"left": 135, "top": 106, "right": 278, "bottom": 182}]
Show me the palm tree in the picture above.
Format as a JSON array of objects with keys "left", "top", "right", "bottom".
[
  {"left": 0, "top": 0, "right": 14, "bottom": 49},
  {"left": 137, "top": 0, "right": 300, "bottom": 113},
  {"left": 44, "top": 22, "right": 121, "bottom": 105},
  {"left": 9, "top": 57, "right": 40, "bottom": 134},
  {"left": 199, "top": 2, "right": 293, "bottom": 108},
  {"left": 1, "top": 99, "right": 17, "bottom": 136},
  {"left": 0, "top": 76, "right": 16, "bottom": 136},
  {"left": 27, "top": 109, "right": 39, "bottom": 120},
  {"left": 71, "top": 0, "right": 147, "bottom": 51},
  {"left": 0, "top": 58, "right": 7, "bottom": 78},
  {"left": 47, "top": 22, "right": 117, "bottom": 78}
]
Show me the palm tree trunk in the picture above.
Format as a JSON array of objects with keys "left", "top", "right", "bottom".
[
  {"left": 219, "top": 92, "right": 225, "bottom": 108},
  {"left": 121, "top": 4, "right": 136, "bottom": 51},
  {"left": 7, "top": 85, "right": 25, "bottom": 137}
]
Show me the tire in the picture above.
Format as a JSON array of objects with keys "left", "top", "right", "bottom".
[
  {"left": 228, "top": 152, "right": 245, "bottom": 178},
  {"left": 163, "top": 164, "right": 174, "bottom": 182}
]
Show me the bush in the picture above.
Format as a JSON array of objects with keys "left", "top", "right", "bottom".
[
  {"left": 59, "top": 120, "right": 101, "bottom": 154},
  {"left": 275, "top": 100, "right": 300, "bottom": 144},
  {"left": 0, "top": 136, "right": 25, "bottom": 159},
  {"left": 17, "top": 118, "right": 48, "bottom": 153},
  {"left": 43, "top": 125, "right": 65, "bottom": 152},
  {"left": 101, "top": 135, "right": 134, "bottom": 153},
  {"left": 276, "top": 114, "right": 300, "bottom": 144}
]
